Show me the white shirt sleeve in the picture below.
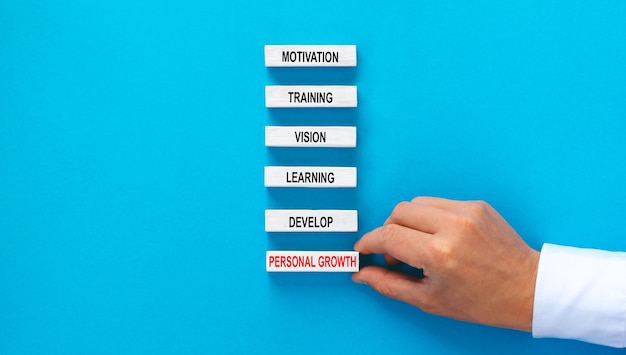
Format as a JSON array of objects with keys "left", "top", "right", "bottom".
[{"left": 532, "top": 243, "right": 626, "bottom": 348}]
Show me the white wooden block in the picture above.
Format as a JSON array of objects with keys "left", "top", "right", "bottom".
[
  {"left": 265, "top": 45, "right": 357, "bottom": 67},
  {"left": 265, "top": 209, "right": 358, "bottom": 232},
  {"left": 264, "top": 166, "right": 356, "bottom": 188},
  {"left": 266, "top": 251, "right": 359, "bottom": 272},
  {"left": 265, "top": 86, "right": 357, "bottom": 108},
  {"left": 265, "top": 126, "right": 356, "bottom": 148}
]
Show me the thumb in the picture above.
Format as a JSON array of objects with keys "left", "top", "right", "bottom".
[{"left": 353, "top": 266, "right": 425, "bottom": 305}]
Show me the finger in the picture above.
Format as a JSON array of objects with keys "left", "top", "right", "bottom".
[
  {"left": 352, "top": 266, "right": 426, "bottom": 307},
  {"left": 384, "top": 201, "right": 447, "bottom": 234},
  {"left": 411, "top": 196, "right": 466, "bottom": 210},
  {"left": 384, "top": 254, "right": 401, "bottom": 266},
  {"left": 412, "top": 197, "right": 496, "bottom": 219},
  {"left": 354, "top": 224, "right": 433, "bottom": 269}
]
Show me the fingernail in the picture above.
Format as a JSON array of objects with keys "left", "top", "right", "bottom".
[{"left": 352, "top": 275, "right": 367, "bottom": 285}]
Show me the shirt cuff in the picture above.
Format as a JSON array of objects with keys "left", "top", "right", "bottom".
[{"left": 532, "top": 243, "right": 626, "bottom": 348}]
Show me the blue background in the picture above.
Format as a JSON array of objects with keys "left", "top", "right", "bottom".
[{"left": 1, "top": 1, "right": 625, "bottom": 354}]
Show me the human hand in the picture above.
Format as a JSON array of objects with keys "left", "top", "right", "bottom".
[{"left": 353, "top": 197, "right": 539, "bottom": 332}]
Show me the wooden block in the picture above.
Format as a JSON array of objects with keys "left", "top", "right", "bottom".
[
  {"left": 265, "top": 126, "right": 356, "bottom": 148},
  {"left": 265, "top": 209, "right": 358, "bottom": 232},
  {"left": 265, "top": 85, "right": 357, "bottom": 108},
  {"left": 266, "top": 251, "right": 359, "bottom": 272},
  {"left": 264, "top": 45, "right": 357, "bottom": 67},
  {"left": 264, "top": 166, "right": 356, "bottom": 188}
]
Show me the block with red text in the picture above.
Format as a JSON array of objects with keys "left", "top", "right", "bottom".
[{"left": 266, "top": 251, "right": 359, "bottom": 272}]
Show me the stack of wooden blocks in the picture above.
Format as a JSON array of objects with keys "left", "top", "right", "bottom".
[{"left": 264, "top": 45, "right": 360, "bottom": 272}]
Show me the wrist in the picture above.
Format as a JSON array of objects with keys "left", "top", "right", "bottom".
[{"left": 516, "top": 249, "right": 540, "bottom": 332}]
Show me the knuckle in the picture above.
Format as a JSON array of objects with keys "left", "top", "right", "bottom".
[
  {"left": 379, "top": 224, "right": 402, "bottom": 247},
  {"left": 391, "top": 201, "right": 412, "bottom": 217},
  {"left": 372, "top": 270, "right": 400, "bottom": 299},
  {"left": 430, "top": 239, "right": 459, "bottom": 272},
  {"left": 410, "top": 196, "right": 424, "bottom": 204},
  {"left": 451, "top": 200, "right": 492, "bottom": 233},
  {"left": 451, "top": 213, "right": 478, "bottom": 232},
  {"left": 379, "top": 224, "right": 415, "bottom": 256},
  {"left": 418, "top": 291, "right": 440, "bottom": 314},
  {"left": 431, "top": 240, "right": 454, "bottom": 265},
  {"left": 465, "top": 200, "right": 491, "bottom": 217},
  {"left": 376, "top": 282, "right": 399, "bottom": 299}
]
